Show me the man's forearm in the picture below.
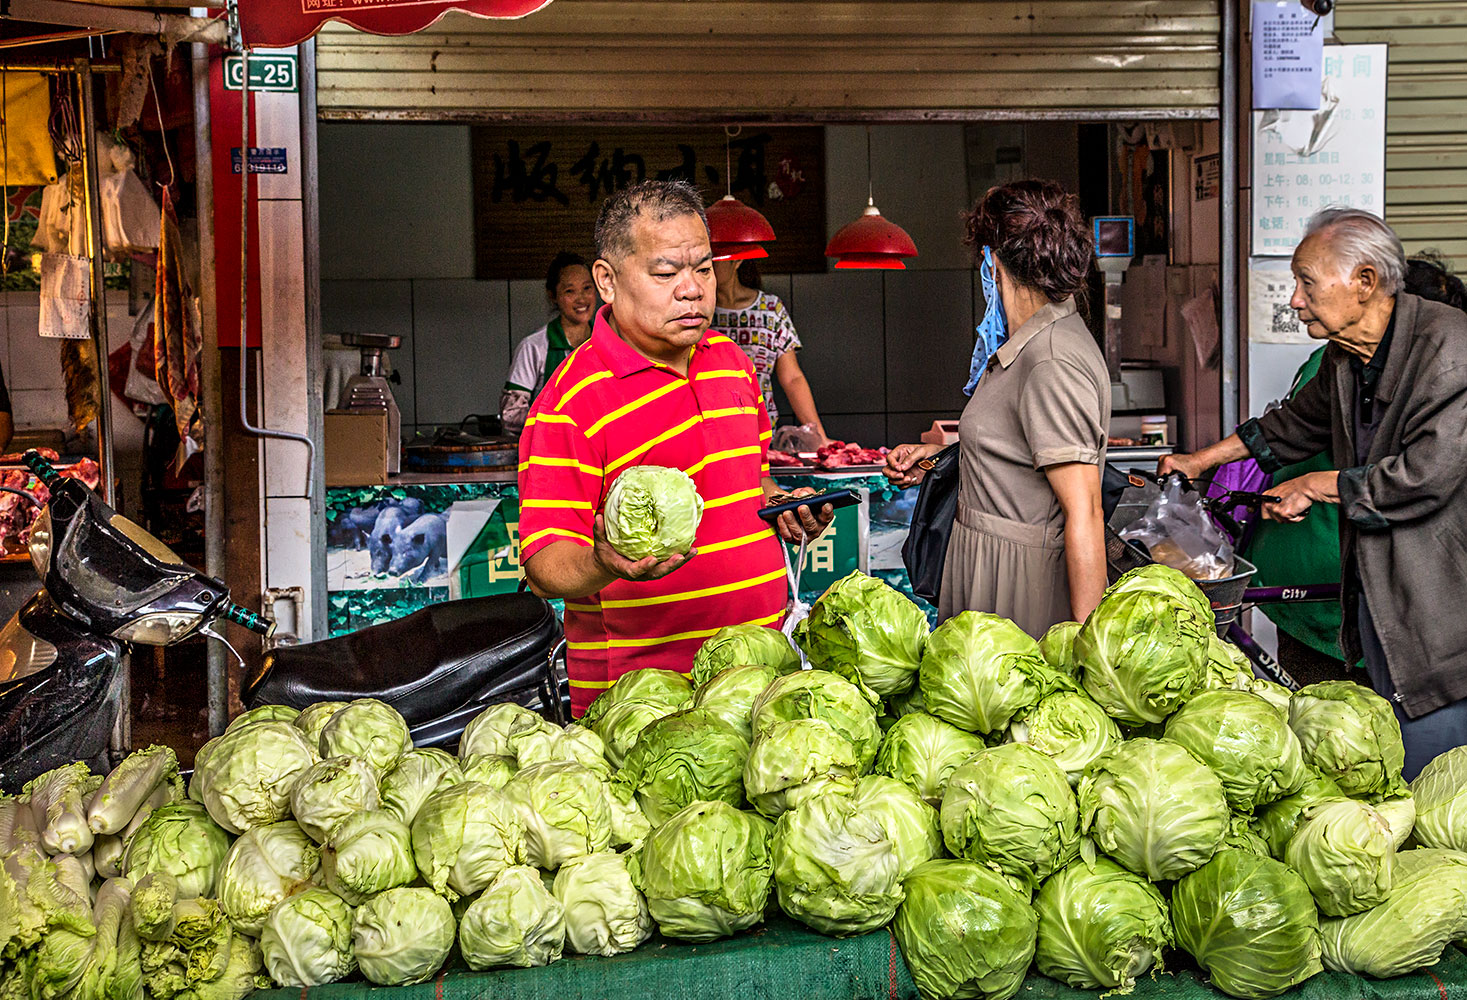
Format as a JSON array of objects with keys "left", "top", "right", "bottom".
[
  {"left": 1194, "top": 433, "right": 1250, "bottom": 471},
  {"left": 523, "top": 541, "right": 615, "bottom": 600}
]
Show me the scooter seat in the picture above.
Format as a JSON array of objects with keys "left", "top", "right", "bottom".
[{"left": 245, "top": 594, "right": 560, "bottom": 726}]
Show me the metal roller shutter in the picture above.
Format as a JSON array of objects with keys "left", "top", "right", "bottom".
[{"left": 314, "top": 0, "right": 1220, "bottom": 122}]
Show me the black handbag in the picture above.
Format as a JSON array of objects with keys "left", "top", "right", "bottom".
[{"left": 902, "top": 450, "right": 1137, "bottom": 607}]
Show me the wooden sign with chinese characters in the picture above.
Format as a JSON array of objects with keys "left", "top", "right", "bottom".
[{"left": 470, "top": 127, "right": 826, "bottom": 279}]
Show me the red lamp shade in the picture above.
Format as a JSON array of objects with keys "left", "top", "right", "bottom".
[
  {"left": 707, "top": 195, "right": 775, "bottom": 261},
  {"left": 825, "top": 204, "right": 918, "bottom": 269}
]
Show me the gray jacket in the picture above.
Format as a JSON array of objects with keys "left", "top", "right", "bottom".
[{"left": 1239, "top": 292, "right": 1467, "bottom": 717}]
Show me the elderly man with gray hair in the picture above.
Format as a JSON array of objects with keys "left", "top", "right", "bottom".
[{"left": 1163, "top": 207, "right": 1467, "bottom": 777}]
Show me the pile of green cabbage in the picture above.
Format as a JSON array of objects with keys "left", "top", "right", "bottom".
[{"left": 16, "top": 566, "right": 1467, "bottom": 1000}]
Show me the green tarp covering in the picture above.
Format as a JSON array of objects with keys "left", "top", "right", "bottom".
[{"left": 257, "top": 915, "right": 1467, "bottom": 1000}]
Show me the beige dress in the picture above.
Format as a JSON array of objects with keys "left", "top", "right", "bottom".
[{"left": 938, "top": 297, "right": 1111, "bottom": 637}]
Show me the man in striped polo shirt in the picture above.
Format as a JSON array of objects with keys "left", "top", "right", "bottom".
[{"left": 517, "top": 180, "right": 831, "bottom": 717}]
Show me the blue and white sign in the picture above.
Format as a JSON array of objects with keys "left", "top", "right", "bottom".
[{"left": 230, "top": 147, "right": 290, "bottom": 175}]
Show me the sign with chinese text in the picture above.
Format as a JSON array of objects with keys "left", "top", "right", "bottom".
[
  {"left": 1251, "top": 44, "right": 1387, "bottom": 257},
  {"left": 1248, "top": 257, "right": 1310, "bottom": 344},
  {"left": 240, "top": 0, "right": 549, "bottom": 50},
  {"left": 1252, "top": 0, "right": 1323, "bottom": 110},
  {"left": 470, "top": 127, "right": 826, "bottom": 279}
]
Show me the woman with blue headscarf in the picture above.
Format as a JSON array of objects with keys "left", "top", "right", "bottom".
[{"left": 884, "top": 180, "right": 1110, "bottom": 635}]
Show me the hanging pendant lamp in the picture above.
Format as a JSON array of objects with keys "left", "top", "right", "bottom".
[
  {"left": 825, "top": 128, "right": 918, "bottom": 270},
  {"left": 707, "top": 126, "right": 776, "bottom": 261}
]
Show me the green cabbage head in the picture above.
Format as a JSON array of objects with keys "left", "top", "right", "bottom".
[
  {"left": 459, "top": 754, "right": 518, "bottom": 789},
  {"left": 581, "top": 668, "right": 693, "bottom": 729},
  {"left": 1005, "top": 692, "right": 1121, "bottom": 786},
  {"left": 458, "top": 866, "right": 565, "bottom": 969},
  {"left": 1376, "top": 794, "right": 1416, "bottom": 851},
  {"left": 122, "top": 801, "right": 231, "bottom": 899},
  {"left": 1409, "top": 744, "right": 1467, "bottom": 850},
  {"left": 1284, "top": 798, "right": 1394, "bottom": 916},
  {"left": 627, "top": 800, "right": 774, "bottom": 942},
  {"left": 853, "top": 775, "right": 941, "bottom": 879},
  {"left": 1034, "top": 856, "right": 1172, "bottom": 992},
  {"left": 293, "top": 702, "right": 348, "bottom": 748},
  {"left": 552, "top": 852, "right": 654, "bottom": 957},
  {"left": 227, "top": 705, "right": 300, "bottom": 731},
  {"left": 1163, "top": 689, "right": 1309, "bottom": 812},
  {"left": 1104, "top": 564, "right": 1215, "bottom": 627},
  {"left": 259, "top": 887, "right": 357, "bottom": 987},
  {"left": 894, "top": 860, "right": 1037, "bottom": 1000},
  {"left": 192, "top": 721, "right": 317, "bottom": 834},
  {"left": 1288, "top": 681, "right": 1408, "bottom": 799},
  {"left": 773, "top": 788, "right": 905, "bottom": 936},
  {"left": 318, "top": 698, "right": 411, "bottom": 775},
  {"left": 941, "top": 743, "right": 1079, "bottom": 891},
  {"left": 874, "top": 711, "right": 987, "bottom": 807},
  {"left": 1201, "top": 634, "right": 1254, "bottom": 691},
  {"left": 1038, "top": 621, "right": 1082, "bottom": 676},
  {"left": 604, "top": 465, "right": 703, "bottom": 561},
  {"left": 750, "top": 669, "right": 883, "bottom": 773},
  {"left": 1077, "top": 738, "right": 1228, "bottom": 882},
  {"left": 796, "top": 571, "right": 928, "bottom": 696},
  {"left": 743, "top": 718, "right": 859, "bottom": 819},
  {"left": 693, "top": 663, "right": 779, "bottom": 740},
  {"left": 610, "top": 709, "right": 749, "bottom": 826},
  {"left": 592, "top": 699, "right": 677, "bottom": 769},
  {"left": 410, "top": 781, "right": 525, "bottom": 896},
  {"left": 1076, "top": 590, "right": 1210, "bottom": 725},
  {"left": 1252, "top": 769, "right": 1345, "bottom": 859},
  {"left": 352, "top": 887, "right": 456, "bottom": 986},
  {"left": 458, "top": 702, "right": 559, "bottom": 760},
  {"left": 378, "top": 748, "right": 463, "bottom": 826},
  {"left": 289, "top": 756, "right": 381, "bottom": 843},
  {"left": 1171, "top": 849, "right": 1323, "bottom": 999},
  {"left": 216, "top": 820, "right": 320, "bottom": 935},
  {"left": 505, "top": 762, "right": 614, "bottom": 870},
  {"left": 919, "top": 611, "right": 1066, "bottom": 735},
  {"left": 691, "top": 625, "right": 799, "bottom": 687},
  {"left": 1319, "top": 848, "right": 1467, "bottom": 978},
  {"left": 321, "top": 810, "right": 417, "bottom": 906}
]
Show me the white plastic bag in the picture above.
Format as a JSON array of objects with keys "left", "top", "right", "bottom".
[{"left": 1119, "top": 476, "right": 1235, "bottom": 580}]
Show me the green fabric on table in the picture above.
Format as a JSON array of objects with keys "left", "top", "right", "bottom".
[
  {"left": 252, "top": 914, "right": 916, "bottom": 1000},
  {"left": 1242, "top": 348, "right": 1346, "bottom": 662}
]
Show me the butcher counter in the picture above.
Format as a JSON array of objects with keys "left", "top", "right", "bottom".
[{"left": 324, "top": 466, "right": 924, "bottom": 636}]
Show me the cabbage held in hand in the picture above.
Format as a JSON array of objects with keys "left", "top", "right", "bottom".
[
  {"left": 318, "top": 698, "right": 411, "bottom": 775},
  {"left": 411, "top": 781, "right": 526, "bottom": 896},
  {"left": 874, "top": 711, "right": 986, "bottom": 807},
  {"left": 894, "top": 860, "right": 1036, "bottom": 1000},
  {"left": 1038, "top": 621, "right": 1082, "bottom": 676},
  {"left": 459, "top": 866, "right": 566, "bottom": 969},
  {"left": 1284, "top": 797, "right": 1394, "bottom": 916},
  {"left": 216, "top": 820, "right": 321, "bottom": 935},
  {"left": 1163, "top": 689, "right": 1308, "bottom": 812},
  {"left": 553, "top": 852, "right": 654, "bottom": 957},
  {"left": 797, "top": 571, "right": 928, "bottom": 696},
  {"left": 743, "top": 718, "right": 859, "bottom": 819},
  {"left": 260, "top": 887, "right": 357, "bottom": 987},
  {"left": 1077, "top": 590, "right": 1209, "bottom": 725},
  {"left": 1172, "top": 849, "right": 1323, "bottom": 999},
  {"left": 1288, "top": 681, "right": 1407, "bottom": 798},
  {"left": 1409, "top": 745, "right": 1467, "bottom": 850},
  {"left": 122, "top": 801, "right": 231, "bottom": 899},
  {"left": 1005, "top": 692, "right": 1121, "bottom": 786},
  {"left": 192, "top": 721, "right": 317, "bottom": 834},
  {"left": 693, "top": 664, "right": 779, "bottom": 740},
  {"left": 919, "top": 611, "right": 1064, "bottom": 735},
  {"left": 352, "top": 887, "right": 456, "bottom": 986},
  {"left": 604, "top": 465, "right": 703, "bottom": 561},
  {"left": 322, "top": 810, "right": 418, "bottom": 905},
  {"left": 750, "top": 670, "right": 882, "bottom": 772},
  {"left": 941, "top": 743, "right": 1079, "bottom": 890},
  {"left": 1319, "top": 848, "right": 1467, "bottom": 977},
  {"left": 610, "top": 709, "right": 749, "bottom": 826},
  {"left": 628, "top": 800, "right": 774, "bottom": 941},
  {"left": 773, "top": 788, "right": 905, "bottom": 936},
  {"left": 1077, "top": 738, "right": 1228, "bottom": 882},
  {"left": 691, "top": 625, "right": 798, "bottom": 687},
  {"left": 1034, "top": 856, "right": 1172, "bottom": 992}
]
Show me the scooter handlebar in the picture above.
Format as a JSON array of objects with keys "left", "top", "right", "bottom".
[
  {"left": 21, "top": 450, "right": 61, "bottom": 489},
  {"left": 221, "top": 602, "right": 276, "bottom": 638}
]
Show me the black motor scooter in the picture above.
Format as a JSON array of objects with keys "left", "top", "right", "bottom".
[{"left": 0, "top": 450, "right": 274, "bottom": 791}]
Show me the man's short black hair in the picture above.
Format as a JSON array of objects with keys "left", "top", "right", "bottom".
[{"left": 594, "top": 180, "right": 709, "bottom": 265}]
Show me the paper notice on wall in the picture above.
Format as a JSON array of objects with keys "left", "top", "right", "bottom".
[
  {"left": 1248, "top": 257, "right": 1312, "bottom": 344},
  {"left": 1252, "top": 43, "right": 1387, "bottom": 256},
  {"left": 1252, "top": 0, "right": 1324, "bottom": 110}
]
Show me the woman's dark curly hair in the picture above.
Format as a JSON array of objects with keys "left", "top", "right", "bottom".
[{"left": 962, "top": 180, "right": 1093, "bottom": 302}]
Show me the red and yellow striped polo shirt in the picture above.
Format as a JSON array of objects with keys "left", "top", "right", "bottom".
[{"left": 518, "top": 304, "right": 787, "bottom": 717}]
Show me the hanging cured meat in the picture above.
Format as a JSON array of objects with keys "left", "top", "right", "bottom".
[{"left": 152, "top": 186, "right": 201, "bottom": 453}]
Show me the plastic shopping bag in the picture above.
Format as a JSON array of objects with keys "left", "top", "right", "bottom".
[{"left": 1119, "top": 475, "right": 1235, "bottom": 579}]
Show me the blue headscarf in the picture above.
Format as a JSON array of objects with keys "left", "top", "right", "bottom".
[{"left": 963, "top": 246, "right": 1008, "bottom": 396}]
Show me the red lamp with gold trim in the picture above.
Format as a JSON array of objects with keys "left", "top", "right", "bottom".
[{"left": 707, "top": 194, "right": 775, "bottom": 262}]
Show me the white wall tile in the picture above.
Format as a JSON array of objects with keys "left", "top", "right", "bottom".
[{"left": 10, "top": 388, "right": 68, "bottom": 429}]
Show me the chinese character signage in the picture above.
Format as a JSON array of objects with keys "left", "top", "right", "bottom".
[
  {"left": 1251, "top": 44, "right": 1387, "bottom": 257},
  {"left": 470, "top": 127, "right": 827, "bottom": 279},
  {"left": 1252, "top": 0, "right": 1323, "bottom": 110},
  {"left": 1248, "top": 257, "right": 1311, "bottom": 344},
  {"left": 240, "top": 0, "right": 548, "bottom": 50}
]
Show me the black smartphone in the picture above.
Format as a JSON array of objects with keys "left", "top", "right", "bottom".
[{"left": 757, "top": 488, "right": 861, "bottom": 523}]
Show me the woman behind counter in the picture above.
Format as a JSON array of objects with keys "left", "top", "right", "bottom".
[
  {"left": 711, "top": 260, "right": 827, "bottom": 443},
  {"left": 885, "top": 180, "right": 1110, "bottom": 636},
  {"left": 499, "top": 252, "right": 596, "bottom": 436}
]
